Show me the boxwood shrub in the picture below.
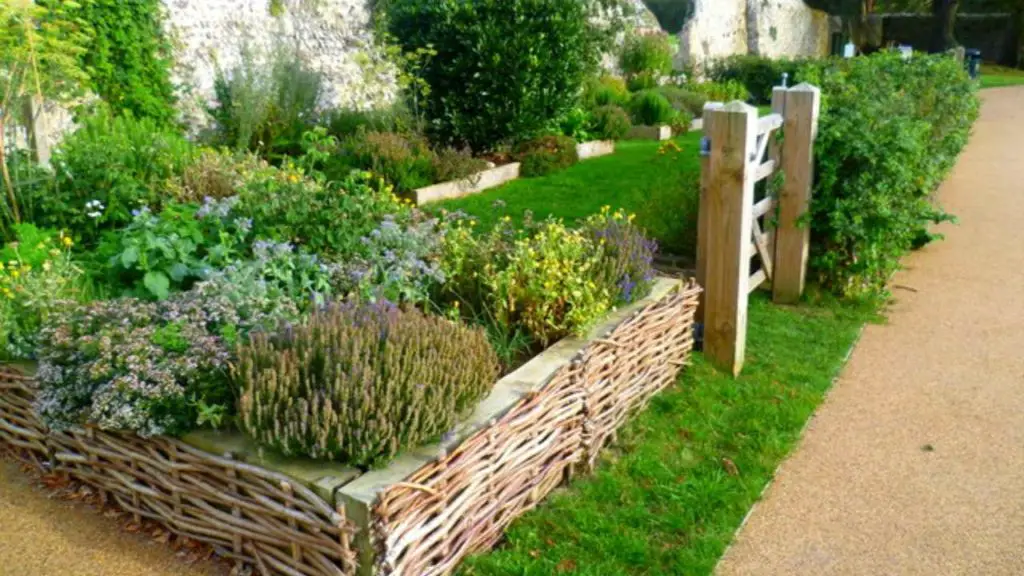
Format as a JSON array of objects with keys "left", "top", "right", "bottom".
[
  {"left": 629, "top": 90, "right": 677, "bottom": 126},
  {"left": 386, "top": 0, "right": 600, "bottom": 152},
  {"left": 515, "top": 135, "right": 579, "bottom": 177}
]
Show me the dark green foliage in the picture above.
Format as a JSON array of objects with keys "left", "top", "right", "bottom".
[
  {"left": 236, "top": 301, "right": 500, "bottom": 468},
  {"left": 708, "top": 55, "right": 805, "bottom": 103},
  {"left": 31, "top": 107, "right": 194, "bottom": 247},
  {"left": 683, "top": 80, "right": 751, "bottom": 104},
  {"left": 516, "top": 135, "right": 580, "bottom": 177},
  {"left": 432, "top": 147, "right": 488, "bottom": 183},
  {"left": 800, "top": 52, "right": 979, "bottom": 297},
  {"left": 590, "top": 105, "right": 632, "bottom": 140},
  {"left": 386, "top": 0, "right": 600, "bottom": 151},
  {"left": 74, "top": 0, "right": 177, "bottom": 124},
  {"left": 628, "top": 90, "right": 677, "bottom": 126},
  {"left": 208, "top": 45, "right": 323, "bottom": 159},
  {"left": 326, "top": 104, "right": 415, "bottom": 138}
]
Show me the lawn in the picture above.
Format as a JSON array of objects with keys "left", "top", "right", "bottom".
[
  {"left": 433, "top": 132, "right": 704, "bottom": 256},
  {"left": 461, "top": 294, "right": 874, "bottom": 576},
  {"left": 980, "top": 64, "right": 1024, "bottom": 89}
]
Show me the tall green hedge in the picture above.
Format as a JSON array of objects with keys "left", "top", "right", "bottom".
[
  {"left": 76, "top": 0, "right": 177, "bottom": 124},
  {"left": 385, "top": 0, "right": 600, "bottom": 151},
  {"left": 800, "top": 52, "right": 979, "bottom": 297}
]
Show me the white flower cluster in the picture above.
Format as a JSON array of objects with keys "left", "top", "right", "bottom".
[{"left": 85, "top": 199, "right": 105, "bottom": 220}]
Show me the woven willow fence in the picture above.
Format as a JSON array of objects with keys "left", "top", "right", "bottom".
[
  {"left": 366, "top": 280, "right": 701, "bottom": 576},
  {"left": 0, "top": 366, "right": 359, "bottom": 576},
  {"left": 0, "top": 279, "right": 700, "bottom": 576}
]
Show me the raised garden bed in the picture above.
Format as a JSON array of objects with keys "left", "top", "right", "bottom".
[
  {"left": 627, "top": 125, "right": 672, "bottom": 141},
  {"left": 0, "top": 278, "right": 700, "bottom": 576},
  {"left": 416, "top": 141, "right": 618, "bottom": 205}
]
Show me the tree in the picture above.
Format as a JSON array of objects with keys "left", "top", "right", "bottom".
[{"left": 0, "top": 0, "right": 90, "bottom": 232}]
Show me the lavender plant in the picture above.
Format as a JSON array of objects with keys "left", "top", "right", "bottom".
[
  {"left": 582, "top": 207, "right": 657, "bottom": 304},
  {"left": 347, "top": 214, "right": 446, "bottom": 304},
  {"left": 235, "top": 300, "right": 500, "bottom": 468}
]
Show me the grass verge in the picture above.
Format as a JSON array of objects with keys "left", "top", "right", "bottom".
[
  {"left": 461, "top": 293, "right": 875, "bottom": 576},
  {"left": 980, "top": 64, "right": 1024, "bottom": 89},
  {"left": 432, "top": 133, "right": 703, "bottom": 256}
]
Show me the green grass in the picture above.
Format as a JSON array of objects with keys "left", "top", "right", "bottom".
[
  {"left": 462, "top": 294, "right": 874, "bottom": 576},
  {"left": 433, "top": 133, "right": 703, "bottom": 256},
  {"left": 980, "top": 64, "right": 1024, "bottom": 89}
]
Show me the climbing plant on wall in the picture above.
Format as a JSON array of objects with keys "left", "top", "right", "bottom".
[{"left": 73, "top": 0, "right": 177, "bottom": 125}]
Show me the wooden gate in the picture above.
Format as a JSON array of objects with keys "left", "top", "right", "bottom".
[{"left": 696, "top": 84, "right": 821, "bottom": 376}]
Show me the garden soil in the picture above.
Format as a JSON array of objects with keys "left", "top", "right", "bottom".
[
  {"left": 717, "top": 86, "right": 1024, "bottom": 575},
  {"left": 0, "top": 458, "right": 226, "bottom": 576}
]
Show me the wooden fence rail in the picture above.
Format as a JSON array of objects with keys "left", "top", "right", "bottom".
[{"left": 696, "top": 83, "right": 821, "bottom": 376}]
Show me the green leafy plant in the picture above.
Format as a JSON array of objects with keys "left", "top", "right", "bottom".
[
  {"left": 683, "top": 80, "right": 751, "bottom": 104},
  {"left": 386, "top": 0, "right": 601, "bottom": 151},
  {"left": 582, "top": 207, "right": 657, "bottom": 304},
  {"left": 800, "top": 52, "right": 979, "bottom": 297},
  {"left": 236, "top": 300, "right": 500, "bottom": 468},
  {"left": 583, "top": 75, "right": 631, "bottom": 108},
  {"left": 620, "top": 33, "right": 674, "bottom": 89},
  {"left": 708, "top": 54, "right": 804, "bottom": 104},
  {"left": 559, "top": 107, "right": 595, "bottom": 142},
  {"left": 75, "top": 0, "right": 177, "bottom": 124},
  {"left": 590, "top": 105, "right": 632, "bottom": 140},
  {"left": 342, "top": 131, "right": 437, "bottom": 193},
  {"left": 655, "top": 85, "right": 708, "bottom": 118},
  {"left": 515, "top": 135, "right": 580, "bottom": 178},
  {"left": 629, "top": 90, "right": 677, "bottom": 126},
  {"left": 33, "top": 107, "right": 194, "bottom": 247},
  {"left": 0, "top": 1, "right": 90, "bottom": 235},
  {"left": 431, "top": 147, "right": 488, "bottom": 183}
]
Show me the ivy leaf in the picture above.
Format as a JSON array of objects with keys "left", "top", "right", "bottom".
[{"left": 143, "top": 271, "right": 171, "bottom": 300}]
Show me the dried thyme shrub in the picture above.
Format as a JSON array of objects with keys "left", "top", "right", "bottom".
[{"left": 236, "top": 300, "right": 500, "bottom": 468}]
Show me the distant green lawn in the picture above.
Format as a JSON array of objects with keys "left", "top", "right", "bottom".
[
  {"left": 981, "top": 64, "right": 1024, "bottom": 89},
  {"left": 432, "top": 132, "right": 704, "bottom": 256},
  {"left": 462, "top": 293, "right": 875, "bottom": 576}
]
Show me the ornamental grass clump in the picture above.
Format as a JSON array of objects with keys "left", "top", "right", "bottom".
[{"left": 236, "top": 301, "right": 500, "bottom": 468}]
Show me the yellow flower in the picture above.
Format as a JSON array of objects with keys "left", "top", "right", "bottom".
[
  {"left": 62, "top": 236, "right": 74, "bottom": 248},
  {"left": 10, "top": 270, "right": 19, "bottom": 279}
]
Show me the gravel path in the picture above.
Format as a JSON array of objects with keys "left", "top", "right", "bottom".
[
  {"left": 717, "top": 87, "right": 1024, "bottom": 575},
  {"left": 0, "top": 458, "right": 225, "bottom": 576}
]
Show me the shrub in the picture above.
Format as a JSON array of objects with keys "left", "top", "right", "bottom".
[
  {"left": 34, "top": 284, "right": 289, "bottom": 437},
  {"left": 485, "top": 220, "right": 611, "bottom": 345},
  {"left": 629, "top": 90, "right": 677, "bottom": 126},
  {"left": 619, "top": 33, "right": 674, "bottom": 81},
  {"left": 583, "top": 208, "right": 657, "bottom": 304},
  {"left": 590, "top": 105, "right": 632, "bottom": 140},
  {"left": 34, "top": 108, "right": 194, "bottom": 247},
  {"left": 208, "top": 44, "right": 324, "bottom": 159},
  {"left": 0, "top": 229, "right": 82, "bottom": 360},
  {"left": 432, "top": 147, "right": 487, "bottom": 183},
  {"left": 75, "top": 0, "right": 177, "bottom": 125},
  {"left": 583, "top": 75, "right": 630, "bottom": 108},
  {"left": 236, "top": 165, "right": 407, "bottom": 259},
  {"left": 515, "top": 135, "right": 579, "bottom": 178},
  {"left": 342, "top": 131, "right": 436, "bottom": 193},
  {"left": 559, "top": 107, "right": 594, "bottom": 142},
  {"left": 799, "top": 52, "right": 979, "bottom": 297},
  {"left": 386, "top": 0, "right": 600, "bottom": 151},
  {"left": 236, "top": 301, "right": 500, "bottom": 467},
  {"left": 175, "top": 149, "right": 263, "bottom": 203},
  {"left": 683, "top": 80, "right": 751, "bottom": 104},
  {"left": 326, "top": 104, "right": 415, "bottom": 138},
  {"left": 656, "top": 86, "right": 707, "bottom": 118},
  {"left": 708, "top": 55, "right": 803, "bottom": 104}
]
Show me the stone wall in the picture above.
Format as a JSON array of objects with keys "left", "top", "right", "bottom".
[
  {"left": 162, "top": 0, "right": 396, "bottom": 124},
  {"left": 678, "top": 0, "right": 831, "bottom": 71}
]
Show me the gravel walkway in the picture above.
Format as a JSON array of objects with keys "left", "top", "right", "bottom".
[
  {"left": 717, "top": 87, "right": 1024, "bottom": 575},
  {"left": 0, "top": 458, "right": 225, "bottom": 576}
]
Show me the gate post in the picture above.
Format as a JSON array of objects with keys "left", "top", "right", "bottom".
[
  {"left": 703, "top": 101, "right": 758, "bottom": 376},
  {"left": 773, "top": 83, "right": 821, "bottom": 304}
]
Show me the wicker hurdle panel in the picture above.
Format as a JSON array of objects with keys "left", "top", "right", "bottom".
[
  {"left": 47, "top": 428, "right": 358, "bottom": 576},
  {"left": 0, "top": 365, "right": 50, "bottom": 467},
  {"left": 371, "top": 359, "right": 585, "bottom": 576},
  {"left": 581, "top": 281, "right": 702, "bottom": 470}
]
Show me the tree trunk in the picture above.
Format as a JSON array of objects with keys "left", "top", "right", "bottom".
[
  {"left": 931, "top": 0, "right": 960, "bottom": 52},
  {"left": 0, "top": 118, "right": 22, "bottom": 227}
]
